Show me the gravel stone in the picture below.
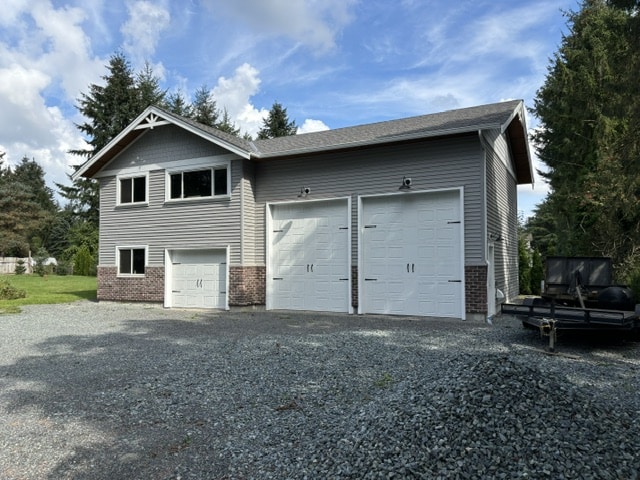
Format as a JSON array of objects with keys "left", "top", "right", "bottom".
[{"left": 0, "top": 301, "right": 639, "bottom": 479}]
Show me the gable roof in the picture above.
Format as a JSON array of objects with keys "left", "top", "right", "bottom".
[{"left": 73, "top": 100, "right": 533, "bottom": 184}]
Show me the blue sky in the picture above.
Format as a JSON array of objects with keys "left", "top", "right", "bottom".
[{"left": 0, "top": 0, "right": 579, "bottom": 216}]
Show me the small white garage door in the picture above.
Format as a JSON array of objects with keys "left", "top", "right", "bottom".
[
  {"left": 268, "top": 199, "right": 350, "bottom": 312},
  {"left": 170, "top": 249, "right": 227, "bottom": 309},
  {"left": 360, "top": 190, "right": 464, "bottom": 318}
]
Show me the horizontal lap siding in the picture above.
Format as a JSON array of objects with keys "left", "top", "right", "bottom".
[
  {"left": 484, "top": 130, "right": 519, "bottom": 300},
  {"left": 105, "top": 125, "right": 231, "bottom": 170},
  {"left": 99, "top": 126, "right": 243, "bottom": 266},
  {"left": 254, "top": 135, "right": 484, "bottom": 266}
]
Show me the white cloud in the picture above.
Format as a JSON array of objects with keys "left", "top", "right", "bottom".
[
  {"left": 202, "top": 0, "right": 356, "bottom": 52},
  {"left": 297, "top": 119, "right": 329, "bottom": 134},
  {"left": 212, "top": 63, "right": 269, "bottom": 137},
  {"left": 121, "top": 0, "right": 171, "bottom": 68},
  {"left": 0, "top": 1, "right": 98, "bottom": 200}
]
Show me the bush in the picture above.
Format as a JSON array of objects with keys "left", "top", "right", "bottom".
[
  {"left": 0, "top": 279, "right": 27, "bottom": 300},
  {"left": 73, "top": 245, "right": 96, "bottom": 276},
  {"left": 627, "top": 268, "right": 640, "bottom": 303},
  {"left": 33, "top": 248, "right": 53, "bottom": 277},
  {"left": 56, "top": 261, "right": 72, "bottom": 276},
  {"left": 530, "top": 249, "right": 544, "bottom": 295},
  {"left": 14, "top": 259, "right": 26, "bottom": 275}
]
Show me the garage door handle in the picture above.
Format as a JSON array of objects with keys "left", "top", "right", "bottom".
[
  {"left": 364, "top": 278, "right": 377, "bottom": 281},
  {"left": 273, "top": 277, "right": 283, "bottom": 280},
  {"left": 407, "top": 263, "right": 410, "bottom": 273},
  {"left": 448, "top": 280, "right": 462, "bottom": 283},
  {"left": 311, "top": 264, "right": 313, "bottom": 272}
]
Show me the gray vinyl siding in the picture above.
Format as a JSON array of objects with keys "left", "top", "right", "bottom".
[
  {"left": 103, "top": 125, "right": 231, "bottom": 171},
  {"left": 254, "top": 135, "right": 484, "bottom": 266},
  {"left": 240, "top": 160, "right": 258, "bottom": 265},
  {"left": 98, "top": 125, "right": 243, "bottom": 266},
  {"left": 484, "top": 129, "right": 519, "bottom": 300}
]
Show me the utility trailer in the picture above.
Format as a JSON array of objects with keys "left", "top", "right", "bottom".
[{"left": 501, "top": 256, "right": 640, "bottom": 350}]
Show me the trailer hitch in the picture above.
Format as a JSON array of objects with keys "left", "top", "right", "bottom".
[{"left": 539, "top": 318, "right": 557, "bottom": 352}]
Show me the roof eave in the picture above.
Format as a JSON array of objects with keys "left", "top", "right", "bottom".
[
  {"left": 501, "top": 101, "right": 534, "bottom": 185},
  {"left": 252, "top": 123, "right": 504, "bottom": 160},
  {"left": 72, "top": 106, "right": 252, "bottom": 180}
]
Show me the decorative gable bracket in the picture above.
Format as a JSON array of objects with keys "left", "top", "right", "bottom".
[{"left": 134, "top": 112, "right": 171, "bottom": 130}]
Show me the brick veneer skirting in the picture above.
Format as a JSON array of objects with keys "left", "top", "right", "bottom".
[
  {"left": 229, "top": 266, "right": 266, "bottom": 306},
  {"left": 97, "top": 263, "right": 487, "bottom": 315},
  {"left": 465, "top": 265, "right": 488, "bottom": 314},
  {"left": 97, "top": 266, "right": 165, "bottom": 303}
]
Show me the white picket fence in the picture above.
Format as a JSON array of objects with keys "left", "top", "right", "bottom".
[{"left": 0, "top": 257, "right": 34, "bottom": 274}]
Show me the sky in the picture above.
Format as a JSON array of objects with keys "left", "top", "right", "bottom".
[{"left": 0, "top": 0, "right": 580, "bottom": 217}]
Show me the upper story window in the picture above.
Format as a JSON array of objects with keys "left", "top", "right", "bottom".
[
  {"left": 118, "top": 174, "right": 147, "bottom": 205},
  {"left": 168, "top": 166, "right": 229, "bottom": 200}
]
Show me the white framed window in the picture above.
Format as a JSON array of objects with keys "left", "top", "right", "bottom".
[
  {"left": 117, "top": 173, "right": 148, "bottom": 205},
  {"left": 166, "top": 165, "right": 229, "bottom": 201},
  {"left": 117, "top": 246, "right": 147, "bottom": 276}
]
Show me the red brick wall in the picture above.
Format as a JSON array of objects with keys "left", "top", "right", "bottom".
[
  {"left": 229, "top": 266, "right": 266, "bottom": 305},
  {"left": 97, "top": 263, "right": 487, "bottom": 315},
  {"left": 465, "top": 265, "right": 488, "bottom": 314},
  {"left": 97, "top": 266, "right": 165, "bottom": 303}
]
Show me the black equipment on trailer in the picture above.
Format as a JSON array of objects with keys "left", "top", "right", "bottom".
[{"left": 501, "top": 257, "right": 640, "bottom": 350}]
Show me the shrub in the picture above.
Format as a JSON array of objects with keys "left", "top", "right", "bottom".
[
  {"left": 33, "top": 248, "right": 53, "bottom": 277},
  {"left": 56, "top": 261, "right": 72, "bottom": 276},
  {"left": 627, "top": 268, "right": 640, "bottom": 303},
  {"left": 14, "top": 259, "right": 26, "bottom": 275},
  {"left": 0, "top": 279, "right": 27, "bottom": 300},
  {"left": 530, "top": 249, "right": 544, "bottom": 295},
  {"left": 74, "top": 245, "right": 96, "bottom": 276}
]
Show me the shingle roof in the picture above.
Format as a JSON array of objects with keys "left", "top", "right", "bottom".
[
  {"left": 252, "top": 100, "right": 523, "bottom": 158},
  {"left": 74, "top": 100, "right": 532, "bottom": 184}
]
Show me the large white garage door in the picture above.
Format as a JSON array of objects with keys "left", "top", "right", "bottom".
[
  {"left": 268, "top": 199, "right": 350, "bottom": 312},
  {"left": 170, "top": 249, "right": 227, "bottom": 309},
  {"left": 360, "top": 190, "right": 464, "bottom": 318}
]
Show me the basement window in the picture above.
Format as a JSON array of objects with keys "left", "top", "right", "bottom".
[{"left": 118, "top": 247, "right": 147, "bottom": 276}]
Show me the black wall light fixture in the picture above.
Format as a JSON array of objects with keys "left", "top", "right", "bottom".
[
  {"left": 399, "top": 176, "right": 412, "bottom": 190},
  {"left": 298, "top": 186, "right": 311, "bottom": 197}
]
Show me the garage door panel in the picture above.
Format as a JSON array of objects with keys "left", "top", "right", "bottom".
[
  {"left": 361, "top": 191, "right": 463, "bottom": 318},
  {"left": 171, "top": 250, "right": 226, "bottom": 309},
  {"left": 270, "top": 200, "right": 350, "bottom": 313}
]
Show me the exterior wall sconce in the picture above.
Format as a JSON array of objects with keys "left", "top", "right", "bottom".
[
  {"left": 399, "top": 176, "right": 412, "bottom": 190},
  {"left": 298, "top": 186, "right": 311, "bottom": 198},
  {"left": 489, "top": 232, "right": 503, "bottom": 242}
]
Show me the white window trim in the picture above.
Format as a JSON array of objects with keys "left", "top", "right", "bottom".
[
  {"left": 116, "top": 245, "right": 148, "bottom": 277},
  {"left": 116, "top": 172, "right": 149, "bottom": 206},
  {"left": 164, "top": 161, "right": 231, "bottom": 203}
]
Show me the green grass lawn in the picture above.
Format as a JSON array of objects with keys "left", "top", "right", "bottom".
[{"left": 0, "top": 274, "right": 97, "bottom": 314}]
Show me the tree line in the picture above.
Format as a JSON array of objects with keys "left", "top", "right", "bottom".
[
  {"left": 522, "top": 0, "right": 640, "bottom": 294},
  {"left": 0, "top": 52, "right": 297, "bottom": 275}
]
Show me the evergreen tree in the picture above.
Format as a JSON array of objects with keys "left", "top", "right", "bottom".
[
  {"left": 0, "top": 161, "right": 53, "bottom": 257},
  {"left": 191, "top": 85, "right": 219, "bottom": 127},
  {"left": 216, "top": 108, "right": 241, "bottom": 136},
  {"left": 72, "top": 52, "right": 139, "bottom": 157},
  {"left": 257, "top": 102, "right": 297, "bottom": 139},
  {"left": 136, "top": 61, "right": 166, "bottom": 111},
  {"left": 164, "top": 91, "right": 193, "bottom": 117},
  {"left": 530, "top": 0, "right": 640, "bottom": 277}
]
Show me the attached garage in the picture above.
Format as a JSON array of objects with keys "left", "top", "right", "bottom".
[
  {"left": 359, "top": 189, "right": 465, "bottom": 318},
  {"left": 267, "top": 198, "right": 351, "bottom": 313},
  {"left": 165, "top": 249, "right": 228, "bottom": 309}
]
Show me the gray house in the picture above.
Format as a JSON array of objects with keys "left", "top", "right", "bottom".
[{"left": 73, "top": 100, "right": 533, "bottom": 320}]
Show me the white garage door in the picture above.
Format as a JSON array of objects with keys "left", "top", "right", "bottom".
[
  {"left": 360, "top": 190, "right": 464, "bottom": 318},
  {"left": 170, "top": 249, "right": 227, "bottom": 309},
  {"left": 268, "top": 199, "right": 350, "bottom": 312}
]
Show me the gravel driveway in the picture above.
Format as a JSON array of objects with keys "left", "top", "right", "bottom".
[{"left": 0, "top": 301, "right": 639, "bottom": 479}]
